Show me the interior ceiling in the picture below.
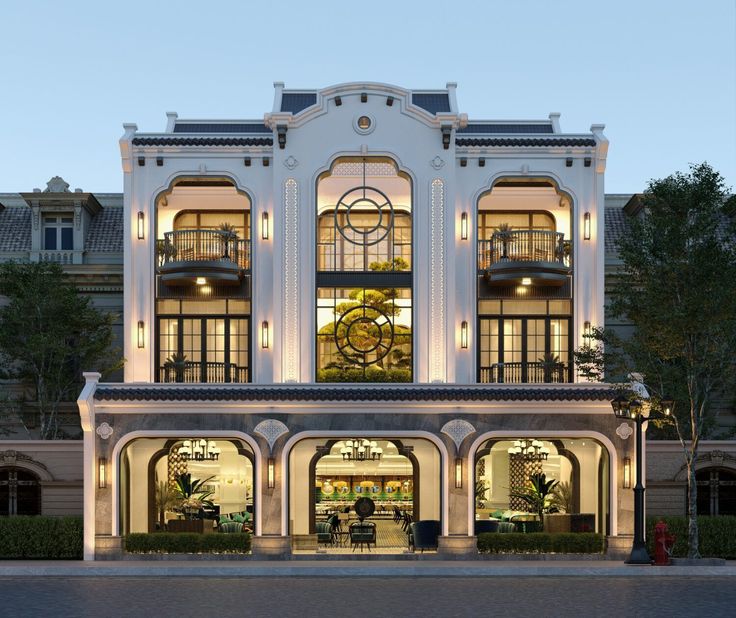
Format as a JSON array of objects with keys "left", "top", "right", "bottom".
[{"left": 316, "top": 440, "right": 413, "bottom": 476}]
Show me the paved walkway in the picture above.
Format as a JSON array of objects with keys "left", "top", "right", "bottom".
[{"left": 1, "top": 559, "right": 734, "bottom": 577}]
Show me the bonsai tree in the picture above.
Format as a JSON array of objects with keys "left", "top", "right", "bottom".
[
  {"left": 509, "top": 473, "right": 559, "bottom": 528},
  {"left": 174, "top": 473, "right": 216, "bottom": 519},
  {"left": 155, "top": 480, "right": 181, "bottom": 529}
]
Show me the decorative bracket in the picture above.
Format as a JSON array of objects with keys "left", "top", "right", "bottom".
[{"left": 254, "top": 419, "right": 289, "bottom": 454}]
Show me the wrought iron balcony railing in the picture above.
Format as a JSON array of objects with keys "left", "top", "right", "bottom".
[
  {"left": 158, "top": 230, "right": 250, "bottom": 271},
  {"left": 479, "top": 361, "right": 569, "bottom": 384},
  {"left": 478, "top": 230, "right": 568, "bottom": 271},
  {"left": 158, "top": 361, "right": 249, "bottom": 384}
]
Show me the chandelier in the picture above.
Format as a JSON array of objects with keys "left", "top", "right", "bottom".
[
  {"left": 177, "top": 439, "right": 221, "bottom": 462},
  {"left": 340, "top": 439, "right": 383, "bottom": 462},
  {"left": 507, "top": 439, "right": 550, "bottom": 462}
]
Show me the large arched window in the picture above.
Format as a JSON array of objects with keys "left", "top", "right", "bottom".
[
  {"left": 0, "top": 468, "right": 41, "bottom": 516},
  {"left": 696, "top": 468, "right": 736, "bottom": 516},
  {"left": 316, "top": 158, "right": 413, "bottom": 382}
]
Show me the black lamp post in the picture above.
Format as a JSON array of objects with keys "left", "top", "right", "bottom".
[{"left": 611, "top": 393, "right": 674, "bottom": 565}]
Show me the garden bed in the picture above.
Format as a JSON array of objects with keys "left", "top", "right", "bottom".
[
  {"left": 124, "top": 532, "right": 251, "bottom": 555},
  {"left": 477, "top": 532, "right": 605, "bottom": 555}
]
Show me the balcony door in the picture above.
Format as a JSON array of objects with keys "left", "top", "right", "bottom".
[
  {"left": 479, "top": 316, "right": 571, "bottom": 383},
  {"left": 157, "top": 316, "right": 250, "bottom": 383}
]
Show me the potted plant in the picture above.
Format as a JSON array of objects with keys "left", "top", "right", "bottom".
[
  {"left": 509, "top": 473, "right": 558, "bottom": 531},
  {"left": 155, "top": 480, "right": 181, "bottom": 531},
  {"left": 538, "top": 352, "right": 562, "bottom": 383},
  {"left": 174, "top": 473, "right": 216, "bottom": 520},
  {"left": 493, "top": 223, "right": 515, "bottom": 259},
  {"left": 155, "top": 238, "right": 177, "bottom": 267},
  {"left": 164, "top": 352, "right": 187, "bottom": 383},
  {"left": 545, "top": 480, "right": 574, "bottom": 533},
  {"left": 217, "top": 222, "right": 237, "bottom": 258}
]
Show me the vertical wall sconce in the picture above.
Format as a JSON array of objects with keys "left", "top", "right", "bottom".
[
  {"left": 137, "top": 211, "right": 145, "bottom": 240},
  {"left": 267, "top": 458, "right": 275, "bottom": 489},
  {"left": 460, "top": 321, "right": 469, "bottom": 349},
  {"left": 261, "top": 212, "right": 269, "bottom": 240},
  {"left": 137, "top": 320, "right": 145, "bottom": 349},
  {"left": 584, "top": 321, "right": 592, "bottom": 338},
  {"left": 623, "top": 457, "right": 631, "bottom": 489},
  {"left": 98, "top": 457, "right": 107, "bottom": 489},
  {"left": 455, "top": 457, "right": 463, "bottom": 488},
  {"left": 583, "top": 212, "right": 591, "bottom": 240},
  {"left": 460, "top": 212, "right": 468, "bottom": 240},
  {"left": 261, "top": 321, "right": 270, "bottom": 349}
]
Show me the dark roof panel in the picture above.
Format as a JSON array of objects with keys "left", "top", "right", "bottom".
[
  {"left": 0, "top": 206, "right": 31, "bottom": 252},
  {"left": 94, "top": 384, "right": 613, "bottom": 403},
  {"left": 173, "top": 123, "right": 270, "bottom": 134},
  {"left": 412, "top": 93, "right": 451, "bottom": 114},
  {"left": 280, "top": 92, "right": 317, "bottom": 113},
  {"left": 85, "top": 207, "right": 123, "bottom": 253},
  {"left": 457, "top": 123, "right": 554, "bottom": 134},
  {"left": 132, "top": 137, "right": 273, "bottom": 146},
  {"left": 456, "top": 137, "right": 596, "bottom": 147}
]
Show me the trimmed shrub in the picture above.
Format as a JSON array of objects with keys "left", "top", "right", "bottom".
[
  {"left": 124, "top": 532, "right": 251, "bottom": 554},
  {"left": 0, "top": 516, "right": 83, "bottom": 559},
  {"left": 646, "top": 516, "right": 736, "bottom": 559},
  {"left": 477, "top": 532, "right": 604, "bottom": 554}
]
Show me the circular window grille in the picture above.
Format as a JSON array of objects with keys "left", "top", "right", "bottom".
[
  {"left": 334, "top": 185, "right": 394, "bottom": 247},
  {"left": 335, "top": 304, "right": 394, "bottom": 366}
]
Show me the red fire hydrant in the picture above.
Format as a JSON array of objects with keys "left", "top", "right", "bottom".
[{"left": 654, "top": 520, "right": 675, "bottom": 565}]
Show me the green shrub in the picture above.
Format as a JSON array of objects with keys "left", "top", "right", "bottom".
[
  {"left": 124, "top": 532, "right": 251, "bottom": 554},
  {"left": 646, "top": 516, "right": 736, "bottom": 559},
  {"left": 477, "top": 532, "right": 604, "bottom": 554},
  {"left": 0, "top": 516, "right": 83, "bottom": 559}
]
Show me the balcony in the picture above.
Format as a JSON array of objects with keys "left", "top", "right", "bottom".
[
  {"left": 478, "top": 230, "right": 570, "bottom": 287},
  {"left": 157, "top": 230, "right": 250, "bottom": 287},
  {"left": 479, "top": 361, "right": 570, "bottom": 384},
  {"left": 158, "top": 361, "right": 249, "bottom": 383}
]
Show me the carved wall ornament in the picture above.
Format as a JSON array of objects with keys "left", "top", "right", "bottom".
[
  {"left": 430, "top": 156, "right": 445, "bottom": 170},
  {"left": 254, "top": 419, "right": 289, "bottom": 453},
  {"left": 616, "top": 422, "right": 633, "bottom": 440},
  {"left": 45, "top": 176, "right": 70, "bottom": 193},
  {"left": 441, "top": 419, "right": 476, "bottom": 453},
  {"left": 0, "top": 449, "right": 49, "bottom": 473},
  {"left": 283, "top": 155, "right": 299, "bottom": 170},
  {"left": 96, "top": 422, "right": 114, "bottom": 440}
]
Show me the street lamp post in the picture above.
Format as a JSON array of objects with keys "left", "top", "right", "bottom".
[{"left": 611, "top": 393, "right": 674, "bottom": 565}]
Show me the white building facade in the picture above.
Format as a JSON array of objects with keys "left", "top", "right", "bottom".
[{"left": 78, "top": 82, "right": 633, "bottom": 560}]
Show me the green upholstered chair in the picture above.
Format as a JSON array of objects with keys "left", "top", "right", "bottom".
[
  {"left": 408, "top": 520, "right": 440, "bottom": 552},
  {"left": 218, "top": 521, "right": 244, "bottom": 533},
  {"left": 349, "top": 521, "right": 376, "bottom": 552},
  {"left": 316, "top": 521, "right": 333, "bottom": 546}
]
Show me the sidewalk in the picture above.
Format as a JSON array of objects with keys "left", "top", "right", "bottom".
[{"left": 1, "top": 560, "right": 734, "bottom": 577}]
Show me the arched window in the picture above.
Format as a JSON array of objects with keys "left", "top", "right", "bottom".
[
  {"left": 0, "top": 468, "right": 41, "bottom": 516},
  {"left": 696, "top": 468, "right": 736, "bottom": 516}
]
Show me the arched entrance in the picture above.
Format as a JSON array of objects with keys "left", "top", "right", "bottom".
[{"left": 0, "top": 468, "right": 41, "bottom": 516}]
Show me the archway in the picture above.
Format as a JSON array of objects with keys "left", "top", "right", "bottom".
[{"left": 0, "top": 467, "right": 41, "bottom": 516}]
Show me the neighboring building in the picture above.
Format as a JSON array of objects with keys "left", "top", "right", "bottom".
[{"left": 0, "top": 179, "right": 122, "bottom": 515}]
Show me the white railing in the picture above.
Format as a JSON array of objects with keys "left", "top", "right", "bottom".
[{"left": 32, "top": 250, "right": 84, "bottom": 265}]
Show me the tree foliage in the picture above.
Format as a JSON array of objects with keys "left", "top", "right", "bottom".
[
  {"left": 575, "top": 163, "right": 736, "bottom": 557},
  {"left": 0, "top": 261, "right": 122, "bottom": 438}
]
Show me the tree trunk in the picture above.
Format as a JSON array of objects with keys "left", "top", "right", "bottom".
[{"left": 686, "top": 460, "right": 701, "bottom": 559}]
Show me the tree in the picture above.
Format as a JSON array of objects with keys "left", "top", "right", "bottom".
[
  {"left": 575, "top": 163, "right": 736, "bottom": 558},
  {"left": 0, "top": 261, "right": 123, "bottom": 439}
]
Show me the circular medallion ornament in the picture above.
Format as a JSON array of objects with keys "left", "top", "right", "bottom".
[
  {"left": 354, "top": 497, "right": 375, "bottom": 522},
  {"left": 335, "top": 305, "right": 394, "bottom": 365},
  {"left": 334, "top": 185, "right": 394, "bottom": 247}
]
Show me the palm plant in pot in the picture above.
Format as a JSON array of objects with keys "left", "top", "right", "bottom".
[
  {"left": 155, "top": 480, "right": 181, "bottom": 530},
  {"left": 164, "top": 352, "right": 187, "bottom": 383},
  {"left": 217, "top": 222, "right": 237, "bottom": 258},
  {"left": 493, "top": 223, "right": 515, "bottom": 259},
  {"left": 538, "top": 352, "right": 563, "bottom": 383},
  {"left": 509, "top": 473, "right": 558, "bottom": 531},
  {"left": 545, "top": 480, "right": 575, "bottom": 533},
  {"left": 174, "top": 473, "right": 216, "bottom": 520}
]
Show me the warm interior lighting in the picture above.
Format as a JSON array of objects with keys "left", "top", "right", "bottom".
[
  {"left": 261, "top": 211, "right": 269, "bottom": 240},
  {"left": 584, "top": 321, "right": 592, "bottom": 337},
  {"left": 98, "top": 457, "right": 107, "bottom": 489},
  {"left": 267, "top": 458, "right": 275, "bottom": 489},
  {"left": 137, "top": 320, "right": 145, "bottom": 349},
  {"left": 623, "top": 457, "right": 631, "bottom": 489},
  {"left": 460, "top": 320, "right": 468, "bottom": 349},
  {"left": 460, "top": 212, "right": 468, "bottom": 240},
  {"left": 137, "top": 211, "right": 145, "bottom": 240},
  {"left": 455, "top": 457, "right": 463, "bottom": 488},
  {"left": 521, "top": 277, "right": 532, "bottom": 286},
  {"left": 584, "top": 212, "right": 591, "bottom": 240},
  {"left": 261, "top": 320, "right": 269, "bottom": 349},
  {"left": 195, "top": 277, "right": 207, "bottom": 286}
]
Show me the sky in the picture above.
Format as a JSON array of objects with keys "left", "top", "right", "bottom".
[{"left": 0, "top": 0, "right": 734, "bottom": 194}]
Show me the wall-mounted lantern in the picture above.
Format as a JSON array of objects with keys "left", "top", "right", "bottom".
[
  {"left": 137, "top": 212, "right": 145, "bottom": 240},
  {"left": 623, "top": 457, "right": 631, "bottom": 489},
  {"left": 261, "top": 321, "right": 270, "bottom": 349},
  {"left": 455, "top": 457, "right": 463, "bottom": 488},
  {"left": 267, "top": 458, "right": 275, "bottom": 489},
  {"left": 460, "top": 321, "right": 469, "bottom": 349},
  {"left": 584, "top": 212, "right": 591, "bottom": 240},
  {"left": 98, "top": 457, "right": 107, "bottom": 489},
  {"left": 460, "top": 212, "right": 468, "bottom": 240},
  {"left": 261, "top": 212, "right": 270, "bottom": 240},
  {"left": 137, "top": 320, "right": 145, "bottom": 349}
]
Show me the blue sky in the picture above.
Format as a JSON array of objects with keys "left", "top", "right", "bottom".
[{"left": 1, "top": 0, "right": 734, "bottom": 194}]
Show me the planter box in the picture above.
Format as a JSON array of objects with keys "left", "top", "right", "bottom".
[
  {"left": 543, "top": 514, "right": 571, "bottom": 533},
  {"left": 167, "top": 519, "right": 215, "bottom": 534}
]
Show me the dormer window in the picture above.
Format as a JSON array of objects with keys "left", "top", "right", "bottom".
[{"left": 43, "top": 216, "right": 74, "bottom": 250}]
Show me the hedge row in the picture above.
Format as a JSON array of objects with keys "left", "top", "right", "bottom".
[
  {"left": 646, "top": 516, "right": 736, "bottom": 559},
  {"left": 477, "top": 532, "right": 604, "bottom": 554},
  {"left": 0, "top": 516, "right": 83, "bottom": 559},
  {"left": 125, "top": 532, "right": 251, "bottom": 554}
]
